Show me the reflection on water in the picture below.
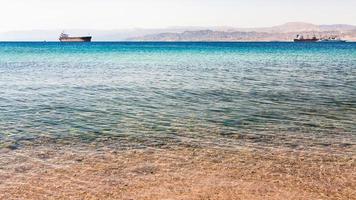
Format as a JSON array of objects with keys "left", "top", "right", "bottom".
[{"left": 0, "top": 42, "right": 355, "bottom": 151}]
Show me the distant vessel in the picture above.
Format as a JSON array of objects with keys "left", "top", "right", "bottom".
[
  {"left": 318, "top": 35, "right": 346, "bottom": 42},
  {"left": 293, "top": 35, "right": 319, "bottom": 42},
  {"left": 294, "top": 34, "right": 347, "bottom": 43},
  {"left": 59, "top": 33, "right": 92, "bottom": 42}
]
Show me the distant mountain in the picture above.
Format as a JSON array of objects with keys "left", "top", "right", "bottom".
[
  {"left": 213, "top": 22, "right": 356, "bottom": 33},
  {"left": 1, "top": 22, "right": 355, "bottom": 41},
  {"left": 129, "top": 22, "right": 356, "bottom": 41},
  {"left": 0, "top": 29, "right": 180, "bottom": 41},
  {"left": 0, "top": 27, "right": 211, "bottom": 41},
  {"left": 268, "top": 22, "right": 320, "bottom": 33},
  {"left": 319, "top": 24, "right": 356, "bottom": 32}
]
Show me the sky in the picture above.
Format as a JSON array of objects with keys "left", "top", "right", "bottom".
[{"left": 0, "top": 0, "right": 356, "bottom": 32}]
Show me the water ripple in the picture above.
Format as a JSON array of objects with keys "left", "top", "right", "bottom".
[{"left": 0, "top": 42, "right": 355, "bottom": 151}]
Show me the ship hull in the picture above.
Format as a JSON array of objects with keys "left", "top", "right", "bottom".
[
  {"left": 318, "top": 40, "right": 346, "bottom": 43},
  {"left": 59, "top": 36, "right": 92, "bottom": 42},
  {"left": 294, "top": 39, "right": 319, "bottom": 42}
]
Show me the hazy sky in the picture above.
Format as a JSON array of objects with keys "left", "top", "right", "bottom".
[{"left": 0, "top": 0, "right": 356, "bottom": 32}]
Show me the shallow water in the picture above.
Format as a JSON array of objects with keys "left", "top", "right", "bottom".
[{"left": 0, "top": 42, "right": 355, "bottom": 150}]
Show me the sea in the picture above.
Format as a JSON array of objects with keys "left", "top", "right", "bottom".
[{"left": 0, "top": 42, "right": 355, "bottom": 152}]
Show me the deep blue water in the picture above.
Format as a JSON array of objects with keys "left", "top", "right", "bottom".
[{"left": 0, "top": 42, "right": 355, "bottom": 149}]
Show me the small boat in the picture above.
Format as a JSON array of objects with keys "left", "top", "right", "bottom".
[{"left": 59, "top": 33, "right": 92, "bottom": 42}]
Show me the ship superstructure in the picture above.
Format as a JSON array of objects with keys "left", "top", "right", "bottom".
[{"left": 318, "top": 35, "right": 346, "bottom": 42}]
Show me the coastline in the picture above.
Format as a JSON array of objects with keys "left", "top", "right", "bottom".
[{"left": 1, "top": 40, "right": 356, "bottom": 43}]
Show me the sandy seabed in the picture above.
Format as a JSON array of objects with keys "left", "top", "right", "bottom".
[{"left": 0, "top": 142, "right": 355, "bottom": 200}]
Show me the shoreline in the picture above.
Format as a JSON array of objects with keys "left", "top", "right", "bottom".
[{"left": 1, "top": 41, "right": 356, "bottom": 43}]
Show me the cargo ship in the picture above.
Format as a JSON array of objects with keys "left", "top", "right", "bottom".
[
  {"left": 294, "top": 34, "right": 347, "bottom": 43},
  {"left": 293, "top": 35, "right": 319, "bottom": 42},
  {"left": 59, "top": 33, "right": 92, "bottom": 42}
]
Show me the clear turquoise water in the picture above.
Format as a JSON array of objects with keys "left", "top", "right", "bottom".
[{"left": 0, "top": 42, "right": 355, "bottom": 150}]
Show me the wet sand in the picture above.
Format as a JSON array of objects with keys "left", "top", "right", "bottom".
[{"left": 0, "top": 142, "right": 354, "bottom": 200}]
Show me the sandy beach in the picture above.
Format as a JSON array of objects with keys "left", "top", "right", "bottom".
[{"left": 0, "top": 141, "right": 354, "bottom": 200}]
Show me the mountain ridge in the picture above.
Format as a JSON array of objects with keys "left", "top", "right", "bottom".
[
  {"left": 129, "top": 22, "right": 356, "bottom": 41},
  {"left": 1, "top": 22, "right": 355, "bottom": 41}
]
